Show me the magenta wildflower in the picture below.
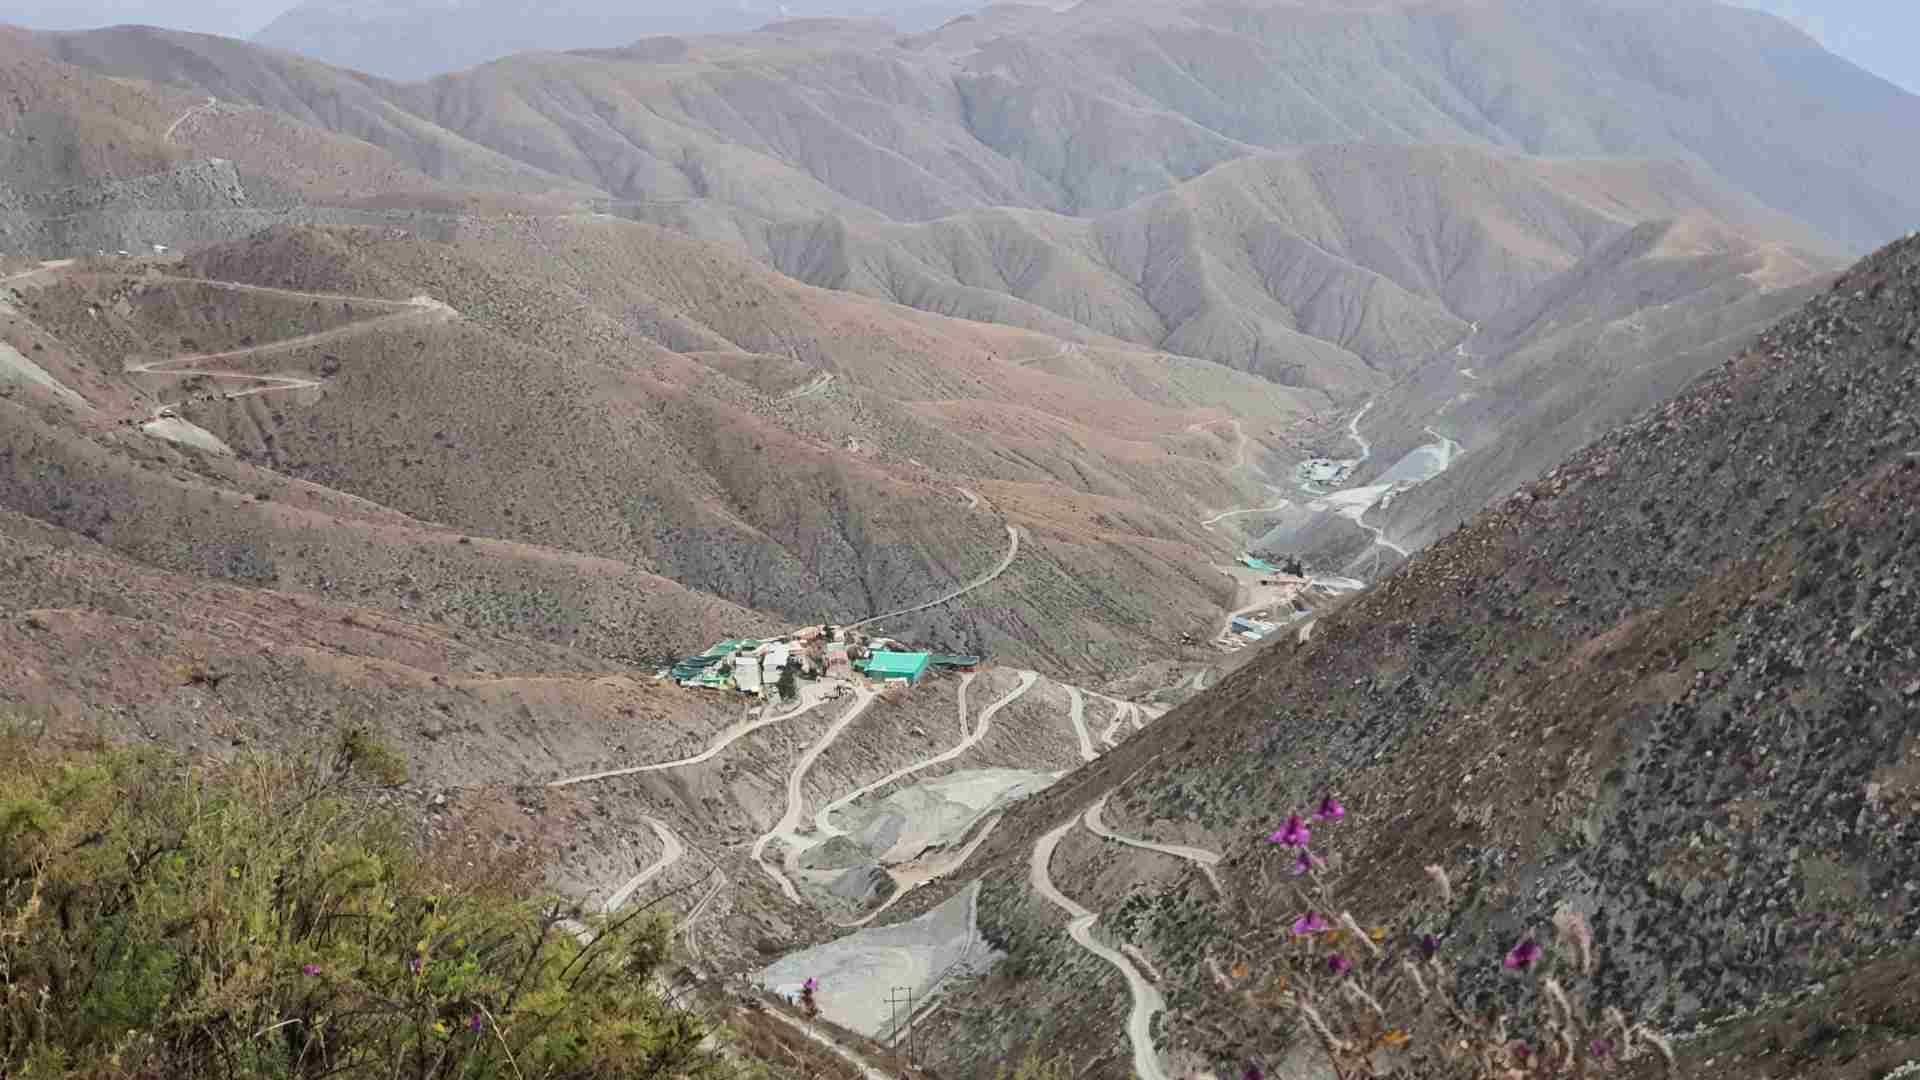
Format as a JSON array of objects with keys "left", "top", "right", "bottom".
[
  {"left": 1313, "top": 794, "right": 1346, "bottom": 822},
  {"left": 802, "top": 977, "right": 819, "bottom": 993},
  {"left": 1504, "top": 936, "right": 1544, "bottom": 972},
  {"left": 1326, "top": 953, "right": 1353, "bottom": 976},
  {"left": 1291, "top": 911, "right": 1330, "bottom": 937},
  {"left": 1418, "top": 933, "right": 1442, "bottom": 960},
  {"left": 1268, "top": 815, "right": 1312, "bottom": 848},
  {"left": 408, "top": 956, "right": 425, "bottom": 976},
  {"left": 1589, "top": 1038, "right": 1615, "bottom": 1059},
  {"left": 468, "top": 1013, "right": 486, "bottom": 1034},
  {"left": 1508, "top": 1041, "right": 1532, "bottom": 1065},
  {"left": 1289, "top": 848, "right": 1324, "bottom": 877},
  {"left": 301, "top": 964, "right": 322, "bottom": 977},
  {"left": 1243, "top": 1067, "right": 1264, "bottom": 1080}
]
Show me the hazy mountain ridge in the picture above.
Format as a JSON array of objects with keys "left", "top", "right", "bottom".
[{"left": 31, "top": 0, "right": 1920, "bottom": 258}]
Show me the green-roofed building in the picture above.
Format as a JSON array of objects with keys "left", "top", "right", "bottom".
[{"left": 865, "top": 651, "right": 932, "bottom": 685}]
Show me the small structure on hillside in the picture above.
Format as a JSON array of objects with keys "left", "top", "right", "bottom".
[
  {"left": 668, "top": 622, "right": 957, "bottom": 695},
  {"left": 863, "top": 651, "right": 932, "bottom": 686}
]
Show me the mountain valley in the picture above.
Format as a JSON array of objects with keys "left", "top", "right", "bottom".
[{"left": 2, "top": 1, "right": 1917, "bottom": 1076}]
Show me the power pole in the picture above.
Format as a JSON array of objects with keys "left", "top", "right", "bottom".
[{"left": 887, "top": 986, "right": 915, "bottom": 1069}]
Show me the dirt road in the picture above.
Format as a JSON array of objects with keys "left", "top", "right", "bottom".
[
  {"left": 1066, "top": 686, "right": 1098, "bottom": 762},
  {"left": 164, "top": 96, "right": 217, "bottom": 141},
  {"left": 128, "top": 295, "right": 454, "bottom": 414},
  {"left": 752, "top": 688, "right": 879, "bottom": 904},
  {"left": 1029, "top": 818, "right": 1168, "bottom": 1080},
  {"left": 850, "top": 524, "right": 1019, "bottom": 630},
  {"left": 813, "top": 673, "right": 1008, "bottom": 841},
  {"left": 1098, "top": 698, "right": 1131, "bottom": 749},
  {"left": 602, "top": 817, "right": 685, "bottom": 914},
  {"left": 550, "top": 682, "right": 838, "bottom": 788},
  {"left": 1083, "top": 794, "right": 1223, "bottom": 895},
  {"left": 835, "top": 812, "right": 1002, "bottom": 930}
]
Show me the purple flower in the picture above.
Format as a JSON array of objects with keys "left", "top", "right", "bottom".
[
  {"left": 1243, "top": 1066, "right": 1264, "bottom": 1080},
  {"left": 1504, "top": 937, "right": 1543, "bottom": 972},
  {"left": 1268, "top": 815, "right": 1312, "bottom": 848},
  {"left": 1313, "top": 794, "right": 1346, "bottom": 822},
  {"left": 408, "top": 957, "right": 425, "bottom": 976},
  {"left": 1289, "top": 849, "right": 1324, "bottom": 877},
  {"left": 301, "top": 964, "right": 322, "bottom": 977},
  {"left": 468, "top": 1013, "right": 486, "bottom": 1034},
  {"left": 1326, "top": 953, "right": 1353, "bottom": 976},
  {"left": 1508, "top": 1041, "right": 1532, "bottom": 1064},
  {"left": 802, "top": 977, "right": 819, "bottom": 993},
  {"left": 1290, "top": 911, "right": 1330, "bottom": 937},
  {"left": 1589, "top": 1038, "right": 1615, "bottom": 1059},
  {"left": 1417, "top": 933, "right": 1442, "bottom": 960}
]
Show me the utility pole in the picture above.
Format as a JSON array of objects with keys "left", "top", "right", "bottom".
[{"left": 886, "top": 986, "right": 915, "bottom": 1069}]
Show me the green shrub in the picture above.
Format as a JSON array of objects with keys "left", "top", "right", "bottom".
[{"left": 0, "top": 726, "right": 730, "bottom": 1080}]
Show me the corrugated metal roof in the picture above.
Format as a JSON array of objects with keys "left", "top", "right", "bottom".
[{"left": 865, "top": 651, "right": 932, "bottom": 680}]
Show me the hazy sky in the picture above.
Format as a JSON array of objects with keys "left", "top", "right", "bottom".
[
  {"left": 1738, "top": 0, "right": 1920, "bottom": 94},
  {"left": 4, "top": 0, "right": 1917, "bottom": 95}
]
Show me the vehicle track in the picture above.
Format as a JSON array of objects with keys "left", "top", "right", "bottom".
[
  {"left": 1200, "top": 497, "right": 1291, "bottom": 530},
  {"left": 549, "top": 684, "right": 836, "bottom": 788},
  {"left": 1029, "top": 818, "right": 1168, "bottom": 1080},
  {"left": 848, "top": 523, "right": 1019, "bottom": 630},
  {"left": 1083, "top": 794, "right": 1223, "bottom": 895},
  {"left": 1, "top": 259, "right": 75, "bottom": 287},
  {"left": 751, "top": 688, "right": 879, "bottom": 904},
  {"left": 834, "top": 813, "right": 1002, "bottom": 930},
  {"left": 812, "top": 672, "right": 1000, "bottom": 841},
  {"left": 602, "top": 817, "right": 685, "bottom": 914},
  {"left": 164, "top": 96, "right": 216, "bottom": 141},
  {"left": 1098, "top": 698, "right": 1131, "bottom": 749},
  {"left": 1066, "top": 686, "right": 1098, "bottom": 762},
  {"left": 677, "top": 870, "right": 726, "bottom": 968},
  {"left": 127, "top": 297, "right": 454, "bottom": 414}
]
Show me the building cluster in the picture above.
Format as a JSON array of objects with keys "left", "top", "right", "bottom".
[{"left": 667, "top": 624, "right": 980, "bottom": 697}]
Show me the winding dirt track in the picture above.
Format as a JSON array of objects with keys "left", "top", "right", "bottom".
[
  {"left": 164, "top": 96, "right": 216, "bottom": 141},
  {"left": 549, "top": 684, "right": 836, "bottom": 788},
  {"left": 602, "top": 817, "right": 685, "bottom": 914},
  {"left": 752, "top": 688, "right": 879, "bottom": 904},
  {"left": 848, "top": 523, "right": 1019, "bottom": 630},
  {"left": 676, "top": 870, "right": 726, "bottom": 968},
  {"left": 834, "top": 813, "right": 1002, "bottom": 930},
  {"left": 1098, "top": 698, "right": 1131, "bottom": 749},
  {"left": 127, "top": 297, "right": 453, "bottom": 412},
  {"left": 1066, "top": 686, "right": 1098, "bottom": 762},
  {"left": 1200, "top": 497, "right": 1291, "bottom": 530},
  {"left": 1029, "top": 818, "right": 1168, "bottom": 1080},
  {"left": 1082, "top": 794, "right": 1223, "bottom": 895},
  {"left": 1, "top": 259, "right": 75, "bottom": 287},
  {"left": 813, "top": 672, "right": 1006, "bottom": 841}
]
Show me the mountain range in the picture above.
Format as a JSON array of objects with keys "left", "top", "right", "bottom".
[{"left": 3, "top": 0, "right": 1918, "bottom": 1075}]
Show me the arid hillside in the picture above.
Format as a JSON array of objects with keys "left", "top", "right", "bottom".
[
  {"left": 893, "top": 233, "right": 1920, "bottom": 1078},
  {"left": 4, "top": 219, "right": 1329, "bottom": 678},
  {"left": 767, "top": 147, "right": 1830, "bottom": 394},
  {"left": 39, "top": 0, "right": 1920, "bottom": 254}
]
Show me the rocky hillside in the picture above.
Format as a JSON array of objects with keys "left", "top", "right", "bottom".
[
  {"left": 252, "top": 1, "right": 979, "bottom": 81},
  {"left": 899, "top": 232, "right": 1920, "bottom": 1077},
  {"left": 47, "top": 1, "right": 1920, "bottom": 254}
]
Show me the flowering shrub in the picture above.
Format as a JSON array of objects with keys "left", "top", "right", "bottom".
[
  {"left": 0, "top": 727, "right": 730, "bottom": 1079},
  {"left": 1213, "top": 797, "right": 1677, "bottom": 1079}
]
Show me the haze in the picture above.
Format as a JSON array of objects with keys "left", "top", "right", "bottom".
[{"left": 2, "top": 0, "right": 1913, "bottom": 95}]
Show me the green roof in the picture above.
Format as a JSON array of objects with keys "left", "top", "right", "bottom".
[{"left": 865, "top": 651, "right": 932, "bottom": 680}]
